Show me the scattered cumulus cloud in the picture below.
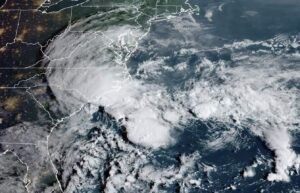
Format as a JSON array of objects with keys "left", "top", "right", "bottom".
[{"left": 45, "top": 11, "right": 300, "bottom": 182}]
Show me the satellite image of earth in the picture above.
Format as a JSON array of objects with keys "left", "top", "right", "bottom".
[{"left": 0, "top": 0, "right": 300, "bottom": 192}]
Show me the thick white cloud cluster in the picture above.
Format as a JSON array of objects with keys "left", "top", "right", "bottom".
[
  {"left": 48, "top": 105, "right": 204, "bottom": 193},
  {"left": 183, "top": 54, "right": 300, "bottom": 182},
  {"left": 46, "top": 12, "right": 188, "bottom": 149},
  {"left": 45, "top": 11, "right": 300, "bottom": 182}
]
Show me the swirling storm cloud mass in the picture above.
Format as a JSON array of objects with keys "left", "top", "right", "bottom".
[
  {"left": 43, "top": 3, "right": 300, "bottom": 192},
  {"left": 1, "top": 0, "right": 300, "bottom": 193}
]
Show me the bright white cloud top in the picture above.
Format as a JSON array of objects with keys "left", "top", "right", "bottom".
[{"left": 45, "top": 10, "right": 300, "bottom": 183}]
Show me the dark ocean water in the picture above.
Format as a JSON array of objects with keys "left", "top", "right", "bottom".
[{"left": 42, "top": 0, "right": 300, "bottom": 192}]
